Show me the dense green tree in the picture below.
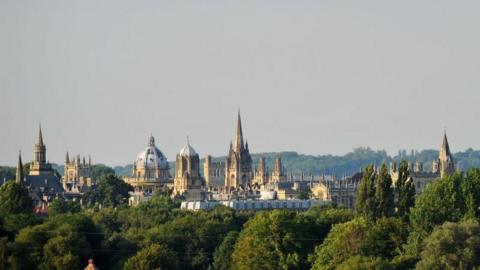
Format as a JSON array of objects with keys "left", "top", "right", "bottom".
[
  {"left": 0, "top": 181, "right": 32, "bottom": 215},
  {"left": 48, "top": 198, "right": 80, "bottom": 216},
  {"left": 40, "top": 227, "right": 91, "bottom": 270},
  {"left": 86, "top": 174, "right": 132, "bottom": 207},
  {"left": 407, "top": 171, "right": 480, "bottom": 256},
  {"left": 2, "top": 213, "right": 41, "bottom": 233},
  {"left": 336, "top": 256, "right": 393, "bottom": 270},
  {"left": 90, "top": 164, "right": 115, "bottom": 181},
  {"left": 123, "top": 243, "right": 178, "bottom": 270},
  {"left": 310, "top": 217, "right": 407, "bottom": 270},
  {"left": 0, "top": 237, "right": 7, "bottom": 270},
  {"left": 375, "top": 164, "right": 394, "bottom": 218},
  {"left": 232, "top": 210, "right": 318, "bottom": 270},
  {"left": 141, "top": 206, "right": 243, "bottom": 270},
  {"left": 396, "top": 161, "right": 415, "bottom": 219},
  {"left": 363, "top": 218, "right": 408, "bottom": 259},
  {"left": 355, "top": 165, "right": 377, "bottom": 219},
  {"left": 416, "top": 219, "right": 480, "bottom": 270},
  {"left": 462, "top": 168, "right": 480, "bottom": 218},
  {"left": 8, "top": 214, "right": 99, "bottom": 270},
  {"left": 310, "top": 218, "right": 370, "bottom": 270},
  {"left": 209, "top": 231, "right": 239, "bottom": 270},
  {"left": 302, "top": 205, "right": 354, "bottom": 242},
  {"left": 409, "top": 172, "right": 466, "bottom": 234}
]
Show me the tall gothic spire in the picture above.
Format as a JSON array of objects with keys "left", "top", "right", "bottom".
[
  {"left": 234, "top": 110, "right": 244, "bottom": 151},
  {"left": 441, "top": 131, "right": 451, "bottom": 156},
  {"left": 16, "top": 151, "right": 24, "bottom": 184},
  {"left": 65, "top": 151, "right": 70, "bottom": 163},
  {"left": 439, "top": 131, "right": 455, "bottom": 177},
  {"left": 38, "top": 124, "right": 44, "bottom": 146}
]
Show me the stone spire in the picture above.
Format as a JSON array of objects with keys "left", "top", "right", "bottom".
[
  {"left": 438, "top": 131, "right": 455, "bottom": 178},
  {"left": 234, "top": 110, "right": 244, "bottom": 151},
  {"left": 65, "top": 151, "right": 70, "bottom": 163},
  {"left": 34, "top": 124, "right": 46, "bottom": 164},
  {"left": 16, "top": 151, "right": 24, "bottom": 184},
  {"left": 38, "top": 124, "right": 44, "bottom": 146},
  {"left": 440, "top": 131, "right": 451, "bottom": 157}
]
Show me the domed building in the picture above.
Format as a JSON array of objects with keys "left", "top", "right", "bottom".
[
  {"left": 173, "top": 137, "right": 205, "bottom": 200},
  {"left": 124, "top": 134, "right": 172, "bottom": 193}
]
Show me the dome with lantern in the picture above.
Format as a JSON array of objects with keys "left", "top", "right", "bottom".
[
  {"left": 179, "top": 137, "right": 197, "bottom": 157},
  {"left": 135, "top": 134, "right": 169, "bottom": 169}
]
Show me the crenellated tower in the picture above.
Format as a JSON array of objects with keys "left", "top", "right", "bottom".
[
  {"left": 270, "top": 156, "right": 286, "bottom": 183},
  {"left": 253, "top": 157, "right": 269, "bottom": 185},
  {"left": 173, "top": 137, "right": 204, "bottom": 200}
]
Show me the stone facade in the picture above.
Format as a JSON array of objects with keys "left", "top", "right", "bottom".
[
  {"left": 18, "top": 126, "right": 63, "bottom": 209},
  {"left": 173, "top": 138, "right": 205, "bottom": 200},
  {"left": 62, "top": 153, "right": 94, "bottom": 192},
  {"left": 29, "top": 126, "right": 54, "bottom": 176},
  {"left": 204, "top": 155, "right": 225, "bottom": 189},
  {"left": 253, "top": 157, "right": 269, "bottom": 186},
  {"left": 390, "top": 132, "right": 456, "bottom": 193},
  {"left": 225, "top": 112, "right": 253, "bottom": 189},
  {"left": 311, "top": 173, "right": 362, "bottom": 209},
  {"left": 270, "top": 156, "right": 286, "bottom": 183}
]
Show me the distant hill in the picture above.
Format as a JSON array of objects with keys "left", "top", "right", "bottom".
[
  {"left": 113, "top": 147, "right": 480, "bottom": 177},
  {"left": 3, "top": 147, "right": 479, "bottom": 181}
]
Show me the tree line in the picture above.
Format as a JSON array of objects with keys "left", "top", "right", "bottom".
[{"left": 0, "top": 164, "right": 480, "bottom": 269}]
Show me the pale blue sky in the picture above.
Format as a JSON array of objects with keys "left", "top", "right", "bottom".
[{"left": 1, "top": 1, "right": 479, "bottom": 166}]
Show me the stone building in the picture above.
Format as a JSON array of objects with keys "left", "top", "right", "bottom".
[
  {"left": 311, "top": 173, "right": 362, "bottom": 209},
  {"left": 173, "top": 138, "right": 205, "bottom": 200},
  {"left": 225, "top": 112, "right": 253, "bottom": 189},
  {"left": 62, "top": 152, "right": 93, "bottom": 192},
  {"left": 123, "top": 134, "right": 172, "bottom": 193},
  {"left": 253, "top": 157, "right": 269, "bottom": 186},
  {"left": 437, "top": 132, "right": 456, "bottom": 178},
  {"left": 204, "top": 155, "right": 225, "bottom": 189},
  {"left": 390, "top": 132, "right": 456, "bottom": 193},
  {"left": 19, "top": 126, "right": 63, "bottom": 209},
  {"left": 270, "top": 156, "right": 286, "bottom": 183}
]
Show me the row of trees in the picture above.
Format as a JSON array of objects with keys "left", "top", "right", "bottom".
[
  {"left": 1, "top": 164, "right": 480, "bottom": 269},
  {"left": 355, "top": 161, "right": 415, "bottom": 220}
]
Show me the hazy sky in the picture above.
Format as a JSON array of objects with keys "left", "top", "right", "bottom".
[{"left": 1, "top": 1, "right": 480, "bottom": 166}]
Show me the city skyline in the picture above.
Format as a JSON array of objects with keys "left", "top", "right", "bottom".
[
  {"left": 2, "top": 1, "right": 480, "bottom": 165},
  {"left": 0, "top": 115, "right": 468, "bottom": 167}
]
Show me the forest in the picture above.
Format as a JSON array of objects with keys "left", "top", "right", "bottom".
[{"left": 0, "top": 164, "right": 480, "bottom": 269}]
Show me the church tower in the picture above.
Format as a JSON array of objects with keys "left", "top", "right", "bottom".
[
  {"left": 225, "top": 111, "right": 253, "bottom": 189},
  {"left": 438, "top": 132, "right": 455, "bottom": 178},
  {"left": 253, "top": 157, "right": 268, "bottom": 186},
  {"left": 270, "top": 156, "right": 286, "bottom": 183},
  {"left": 173, "top": 137, "right": 204, "bottom": 200},
  {"left": 63, "top": 151, "right": 94, "bottom": 190},
  {"left": 29, "top": 125, "right": 53, "bottom": 176},
  {"left": 16, "top": 151, "right": 24, "bottom": 184}
]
